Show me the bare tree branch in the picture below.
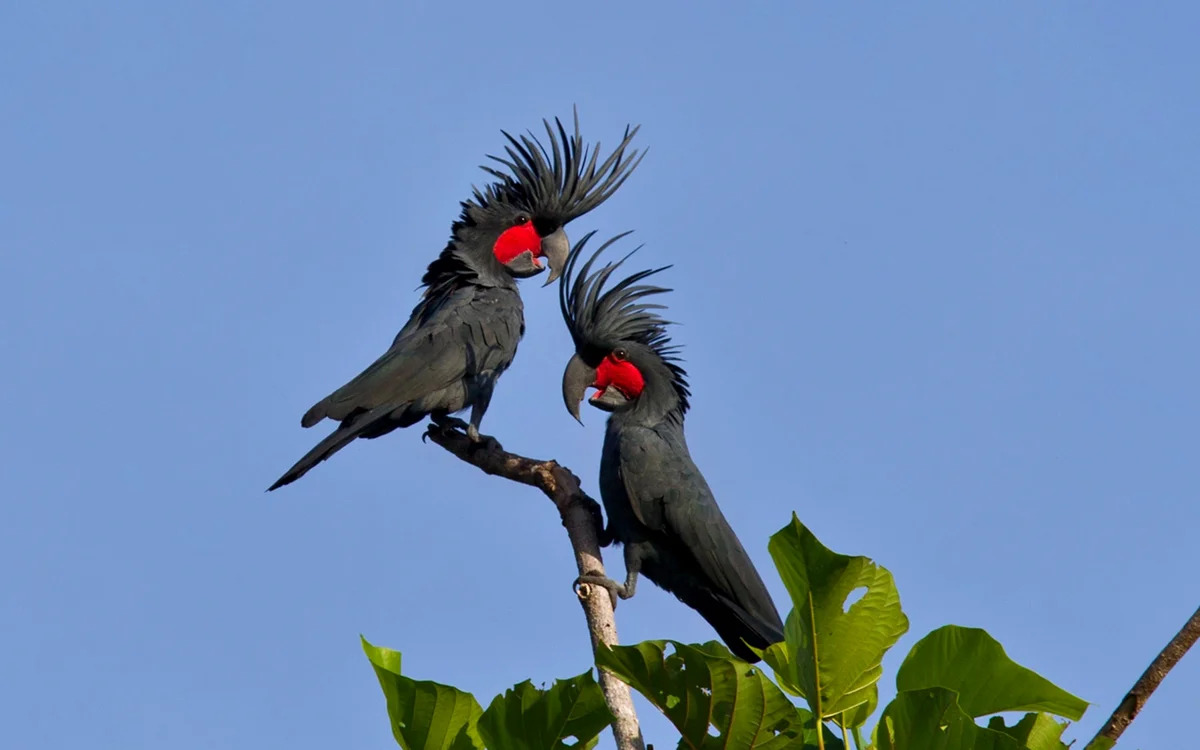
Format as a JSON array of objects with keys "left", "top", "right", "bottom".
[
  {"left": 424, "top": 425, "right": 646, "bottom": 750},
  {"left": 1085, "top": 603, "right": 1200, "bottom": 750}
]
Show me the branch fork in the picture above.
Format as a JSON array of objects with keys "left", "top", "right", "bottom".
[{"left": 424, "top": 424, "right": 645, "bottom": 750}]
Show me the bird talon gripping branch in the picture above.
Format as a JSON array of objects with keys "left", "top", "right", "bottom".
[{"left": 574, "top": 574, "right": 622, "bottom": 611}]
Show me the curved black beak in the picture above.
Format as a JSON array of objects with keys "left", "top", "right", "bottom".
[
  {"left": 540, "top": 227, "right": 570, "bottom": 287},
  {"left": 562, "top": 353, "right": 595, "bottom": 424}
]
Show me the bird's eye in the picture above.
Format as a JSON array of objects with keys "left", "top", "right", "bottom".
[
  {"left": 612, "top": 349, "right": 628, "bottom": 362},
  {"left": 514, "top": 215, "right": 530, "bottom": 225}
]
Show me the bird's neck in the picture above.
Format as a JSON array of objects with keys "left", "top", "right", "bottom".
[
  {"left": 608, "top": 381, "right": 686, "bottom": 430},
  {"left": 420, "top": 235, "right": 515, "bottom": 297}
]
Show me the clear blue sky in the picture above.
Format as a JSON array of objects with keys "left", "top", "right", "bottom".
[{"left": 3, "top": 2, "right": 1197, "bottom": 748}]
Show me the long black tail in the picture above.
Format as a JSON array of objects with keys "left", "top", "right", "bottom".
[
  {"left": 267, "top": 425, "right": 363, "bottom": 491},
  {"left": 689, "top": 589, "right": 785, "bottom": 663},
  {"left": 267, "top": 404, "right": 397, "bottom": 491}
]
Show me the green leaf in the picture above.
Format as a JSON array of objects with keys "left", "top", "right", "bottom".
[
  {"left": 596, "top": 640, "right": 842, "bottom": 750},
  {"left": 875, "top": 688, "right": 980, "bottom": 750},
  {"left": 876, "top": 688, "right": 1030, "bottom": 750},
  {"left": 764, "top": 515, "right": 909, "bottom": 720},
  {"left": 362, "top": 636, "right": 485, "bottom": 750},
  {"left": 476, "top": 671, "right": 613, "bottom": 750},
  {"left": 985, "top": 713, "right": 1071, "bottom": 750},
  {"left": 896, "top": 626, "right": 1087, "bottom": 720},
  {"left": 830, "top": 685, "right": 877, "bottom": 732}
]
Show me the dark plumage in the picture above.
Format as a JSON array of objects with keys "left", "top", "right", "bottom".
[
  {"left": 269, "top": 114, "right": 642, "bottom": 491},
  {"left": 559, "top": 233, "right": 785, "bottom": 662}
]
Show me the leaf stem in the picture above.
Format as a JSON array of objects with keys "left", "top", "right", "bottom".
[
  {"left": 852, "top": 725, "right": 866, "bottom": 750},
  {"left": 809, "top": 591, "right": 824, "bottom": 750},
  {"left": 840, "top": 713, "right": 849, "bottom": 750}
]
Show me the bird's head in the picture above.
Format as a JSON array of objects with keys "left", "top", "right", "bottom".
[
  {"left": 559, "top": 232, "right": 690, "bottom": 423},
  {"left": 465, "top": 111, "right": 643, "bottom": 286}
]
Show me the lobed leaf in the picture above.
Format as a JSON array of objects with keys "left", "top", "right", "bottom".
[
  {"left": 597, "top": 640, "right": 841, "bottom": 750},
  {"left": 764, "top": 515, "right": 909, "bottom": 721},
  {"left": 985, "top": 712, "right": 1071, "bottom": 750},
  {"left": 875, "top": 688, "right": 1039, "bottom": 750},
  {"left": 476, "top": 671, "right": 613, "bottom": 750},
  {"left": 896, "top": 626, "right": 1087, "bottom": 720},
  {"left": 362, "top": 636, "right": 485, "bottom": 750}
]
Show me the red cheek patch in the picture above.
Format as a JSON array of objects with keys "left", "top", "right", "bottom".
[
  {"left": 492, "top": 223, "right": 542, "bottom": 264},
  {"left": 594, "top": 355, "right": 645, "bottom": 399}
]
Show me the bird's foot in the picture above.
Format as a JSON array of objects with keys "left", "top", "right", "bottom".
[
  {"left": 424, "top": 416, "right": 468, "bottom": 444},
  {"left": 464, "top": 424, "right": 503, "bottom": 452},
  {"left": 424, "top": 417, "right": 502, "bottom": 451},
  {"left": 573, "top": 573, "right": 630, "bottom": 610},
  {"left": 431, "top": 415, "right": 470, "bottom": 432}
]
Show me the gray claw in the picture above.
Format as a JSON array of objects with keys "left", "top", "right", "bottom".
[{"left": 573, "top": 574, "right": 629, "bottom": 611}]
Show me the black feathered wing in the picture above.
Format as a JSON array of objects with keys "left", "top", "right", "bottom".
[
  {"left": 303, "top": 320, "right": 468, "bottom": 426},
  {"left": 303, "top": 286, "right": 519, "bottom": 424},
  {"left": 269, "top": 286, "right": 522, "bottom": 490},
  {"left": 616, "top": 425, "right": 784, "bottom": 659}
]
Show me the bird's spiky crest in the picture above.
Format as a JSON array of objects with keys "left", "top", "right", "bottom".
[
  {"left": 560, "top": 232, "right": 691, "bottom": 413},
  {"left": 421, "top": 111, "right": 642, "bottom": 298},
  {"left": 475, "top": 108, "right": 644, "bottom": 223}
]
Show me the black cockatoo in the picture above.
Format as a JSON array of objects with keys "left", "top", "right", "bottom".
[
  {"left": 558, "top": 233, "right": 784, "bottom": 662},
  {"left": 269, "top": 116, "right": 641, "bottom": 491}
]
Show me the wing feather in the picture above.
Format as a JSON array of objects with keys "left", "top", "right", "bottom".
[
  {"left": 618, "top": 426, "right": 782, "bottom": 634},
  {"left": 302, "top": 287, "right": 518, "bottom": 427}
]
